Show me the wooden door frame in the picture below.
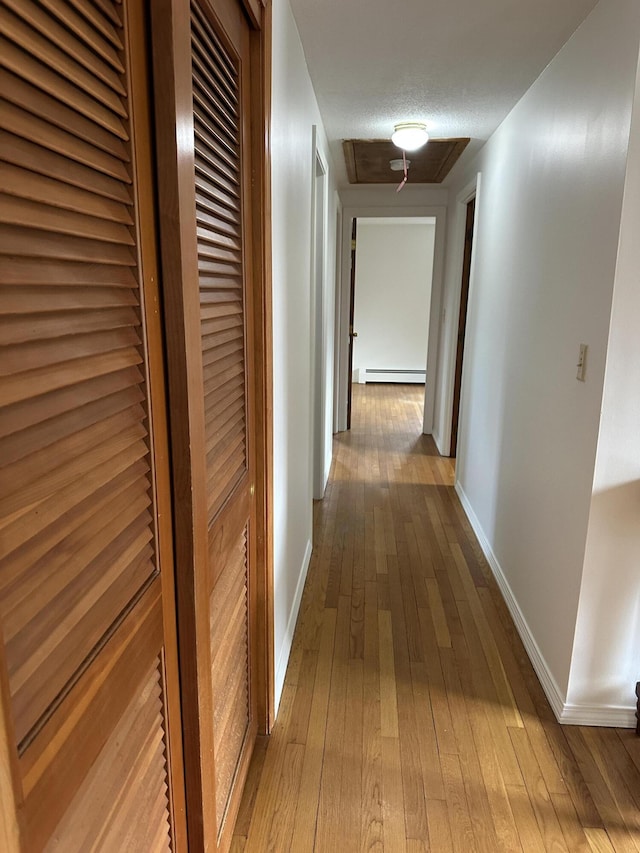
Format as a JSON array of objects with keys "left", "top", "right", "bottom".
[
  {"left": 335, "top": 205, "right": 447, "bottom": 434},
  {"left": 150, "top": 0, "right": 273, "bottom": 846},
  {"left": 249, "top": 0, "right": 275, "bottom": 737},
  {"left": 310, "top": 132, "right": 329, "bottom": 496},
  {"left": 450, "top": 196, "right": 476, "bottom": 458},
  {"left": 441, "top": 174, "right": 481, "bottom": 460},
  {"left": 346, "top": 217, "right": 357, "bottom": 430}
]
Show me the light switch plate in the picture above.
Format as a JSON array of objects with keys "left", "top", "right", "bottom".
[{"left": 577, "top": 344, "right": 587, "bottom": 381}]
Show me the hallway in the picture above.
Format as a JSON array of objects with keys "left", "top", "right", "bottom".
[{"left": 232, "top": 385, "right": 640, "bottom": 852}]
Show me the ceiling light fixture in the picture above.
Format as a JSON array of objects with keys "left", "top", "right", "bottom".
[
  {"left": 389, "top": 158, "right": 410, "bottom": 171},
  {"left": 391, "top": 122, "right": 429, "bottom": 151}
]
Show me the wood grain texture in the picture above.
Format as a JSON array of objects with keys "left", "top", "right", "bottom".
[
  {"left": 152, "top": 0, "right": 270, "bottom": 849},
  {"left": 43, "top": 657, "right": 172, "bottom": 852},
  {"left": 233, "top": 384, "right": 640, "bottom": 852},
  {"left": 342, "top": 138, "right": 470, "bottom": 184},
  {"left": 0, "top": 0, "right": 157, "bottom": 746},
  {"left": 151, "top": 0, "right": 220, "bottom": 846},
  {"left": 0, "top": 0, "right": 187, "bottom": 848},
  {"left": 210, "top": 525, "right": 251, "bottom": 831}
]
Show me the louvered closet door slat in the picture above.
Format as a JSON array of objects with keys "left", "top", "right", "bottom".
[
  {"left": 191, "top": 3, "right": 236, "bottom": 85},
  {"left": 0, "top": 286, "right": 138, "bottom": 314},
  {"left": 0, "top": 2, "right": 184, "bottom": 848},
  {"left": 204, "top": 375, "right": 244, "bottom": 417},
  {"left": 195, "top": 150, "right": 239, "bottom": 198},
  {"left": 1, "top": 7, "right": 126, "bottom": 114},
  {"left": 202, "top": 322, "right": 244, "bottom": 350},
  {"left": 0, "top": 41, "right": 127, "bottom": 141},
  {"left": 0, "top": 228, "right": 135, "bottom": 270},
  {"left": 6, "top": 0, "right": 127, "bottom": 95},
  {"left": 192, "top": 4, "right": 246, "bottom": 523},
  {"left": 195, "top": 163, "right": 239, "bottom": 206},
  {"left": 202, "top": 325, "right": 243, "bottom": 354},
  {"left": 196, "top": 190, "right": 239, "bottom": 227},
  {"left": 191, "top": 21, "right": 237, "bottom": 102},
  {"left": 2, "top": 164, "right": 134, "bottom": 224},
  {"left": 0, "top": 195, "right": 135, "bottom": 244},
  {"left": 1, "top": 384, "right": 142, "bottom": 471},
  {"left": 1, "top": 134, "right": 132, "bottom": 207},
  {"left": 191, "top": 38, "right": 236, "bottom": 109},
  {"left": 72, "top": 0, "right": 124, "bottom": 36},
  {"left": 0, "top": 307, "right": 138, "bottom": 349},
  {"left": 209, "top": 524, "right": 250, "bottom": 831},
  {"left": 194, "top": 111, "right": 238, "bottom": 173},
  {"left": 1, "top": 101, "right": 129, "bottom": 179},
  {"left": 193, "top": 83, "right": 238, "bottom": 146},
  {"left": 1, "top": 73, "right": 130, "bottom": 160},
  {"left": 0, "top": 257, "right": 137, "bottom": 287},
  {"left": 36, "top": 0, "right": 125, "bottom": 71},
  {"left": 196, "top": 202, "right": 241, "bottom": 240},
  {"left": 193, "top": 108, "right": 235, "bottom": 154},
  {"left": 185, "top": 3, "right": 256, "bottom": 844},
  {"left": 1, "top": 446, "right": 149, "bottom": 564},
  {"left": 200, "top": 303, "right": 242, "bottom": 327},
  {"left": 194, "top": 107, "right": 238, "bottom": 166}
]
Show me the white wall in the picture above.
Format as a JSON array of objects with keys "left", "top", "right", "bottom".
[
  {"left": 567, "top": 45, "right": 640, "bottom": 722},
  {"left": 271, "top": 0, "right": 339, "bottom": 709},
  {"left": 434, "top": 0, "right": 640, "bottom": 719},
  {"left": 353, "top": 219, "right": 435, "bottom": 381}
]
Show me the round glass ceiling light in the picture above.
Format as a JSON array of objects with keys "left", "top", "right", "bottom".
[{"left": 391, "top": 122, "right": 429, "bottom": 151}]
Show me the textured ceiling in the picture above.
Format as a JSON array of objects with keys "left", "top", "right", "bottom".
[{"left": 288, "top": 0, "right": 600, "bottom": 186}]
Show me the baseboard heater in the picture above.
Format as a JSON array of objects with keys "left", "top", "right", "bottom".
[{"left": 363, "top": 368, "right": 426, "bottom": 384}]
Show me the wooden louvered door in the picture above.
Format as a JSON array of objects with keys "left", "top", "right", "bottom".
[
  {"left": 0, "top": 1, "right": 187, "bottom": 850},
  {"left": 152, "top": 0, "right": 269, "bottom": 849}
]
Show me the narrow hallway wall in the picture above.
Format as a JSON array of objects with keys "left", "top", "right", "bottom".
[
  {"left": 271, "top": 0, "right": 339, "bottom": 709},
  {"left": 434, "top": 0, "right": 640, "bottom": 719},
  {"left": 568, "top": 41, "right": 640, "bottom": 721}
]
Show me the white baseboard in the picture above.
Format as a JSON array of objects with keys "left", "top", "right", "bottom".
[
  {"left": 274, "top": 539, "right": 313, "bottom": 714},
  {"left": 558, "top": 703, "right": 637, "bottom": 728},
  {"left": 431, "top": 427, "right": 445, "bottom": 455},
  {"left": 454, "top": 482, "right": 636, "bottom": 729}
]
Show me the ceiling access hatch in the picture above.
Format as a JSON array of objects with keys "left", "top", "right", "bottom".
[{"left": 342, "top": 137, "right": 470, "bottom": 184}]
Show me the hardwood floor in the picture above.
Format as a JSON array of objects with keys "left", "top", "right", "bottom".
[{"left": 232, "top": 384, "right": 640, "bottom": 852}]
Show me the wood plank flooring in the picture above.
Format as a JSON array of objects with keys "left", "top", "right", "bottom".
[{"left": 232, "top": 384, "right": 640, "bottom": 852}]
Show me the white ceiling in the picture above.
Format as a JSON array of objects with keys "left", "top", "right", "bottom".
[{"left": 288, "top": 0, "right": 600, "bottom": 186}]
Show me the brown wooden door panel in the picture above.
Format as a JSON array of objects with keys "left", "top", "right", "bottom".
[
  {"left": 19, "top": 582, "right": 167, "bottom": 851},
  {"left": 0, "top": 1, "right": 186, "bottom": 849},
  {"left": 152, "top": 0, "right": 266, "bottom": 848}
]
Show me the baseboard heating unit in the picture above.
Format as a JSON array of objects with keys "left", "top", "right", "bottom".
[{"left": 363, "top": 368, "right": 426, "bottom": 384}]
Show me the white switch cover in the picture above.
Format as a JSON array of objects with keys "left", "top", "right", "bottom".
[{"left": 576, "top": 344, "right": 587, "bottom": 381}]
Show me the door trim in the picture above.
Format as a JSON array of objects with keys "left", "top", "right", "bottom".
[
  {"left": 310, "top": 133, "right": 329, "bottom": 495},
  {"left": 450, "top": 196, "right": 476, "bottom": 458},
  {"left": 439, "top": 174, "right": 481, "bottom": 460},
  {"left": 247, "top": 0, "right": 275, "bottom": 733}
]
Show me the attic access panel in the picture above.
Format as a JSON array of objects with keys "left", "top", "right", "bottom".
[{"left": 343, "top": 138, "right": 470, "bottom": 184}]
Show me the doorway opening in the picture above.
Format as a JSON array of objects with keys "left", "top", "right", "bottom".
[
  {"left": 335, "top": 204, "right": 447, "bottom": 436},
  {"left": 347, "top": 216, "right": 437, "bottom": 429}
]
